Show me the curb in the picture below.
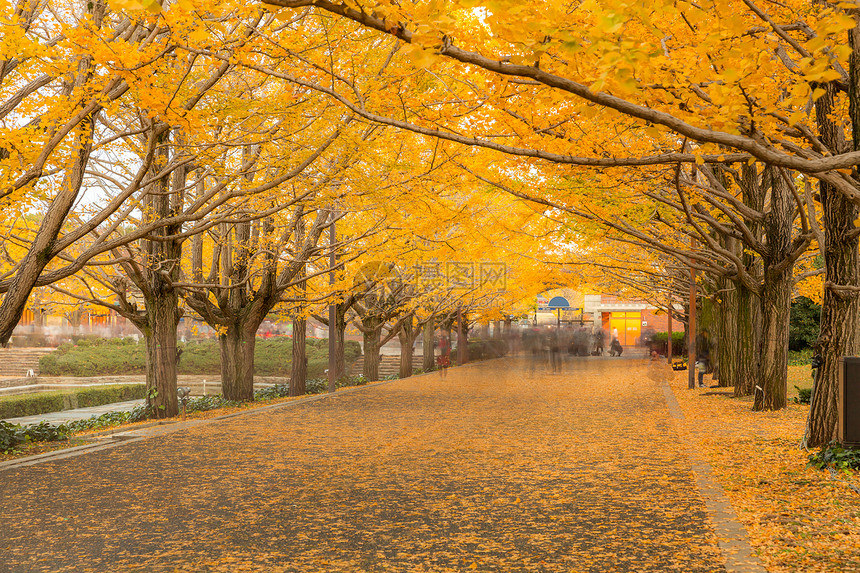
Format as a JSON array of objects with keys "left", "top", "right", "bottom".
[{"left": 661, "top": 379, "right": 768, "bottom": 573}]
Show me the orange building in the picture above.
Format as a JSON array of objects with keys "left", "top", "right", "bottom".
[{"left": 583, "top": 295, "right": 673, "bottom": 347}]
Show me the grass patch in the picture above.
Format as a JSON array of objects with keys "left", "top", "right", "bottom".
[
  {"left": 0, "top": 384, "right": 146, "bottom": 419},
  {"left": 39, "top": 336, "right": 361, "bottom": 378},
  {"left": 787, "top": 364, "right": 813, "bottom": 403},
  {"left": 788, "top": 348, "right": 813, "bottom": 366}
]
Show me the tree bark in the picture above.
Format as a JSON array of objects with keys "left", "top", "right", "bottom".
[
  {"left": 733, "top": 279, "right": 760, "bottom": 397},
  {"left": 334, "top": 304, "right": 347, "bottom": 380},
  {"left": 423, "top": 316, "right": 435, "bottom": 371},
  {"left": 219, "top": 322, "right": 256, "bottom": 401},
  {"left": 143, "top": 288, "right": 179, "bottom": 418},
  {"left": 754, "top": 167, "right": 795, "bottom": 411},
  {"left": 138, "top": 129, "right": 183, "bottom": 417},
  {"left": 755, "top": 268, "right": 791, "bottom": 410},
  {"left": 290, "top": 317, "right": 307, "bottom": 396},
  {"left": 808, "top": 79, "right": 860, "bottom": 447},
  {"left": 363, "top": 325, "right": 381, "bottom": 381},
  {"left": 716, "top": 277, "right": 737, "bottom": 388},
  {"left": 457, "top": 310, "right": 468, "bottom": 365},
  {"left": 398, "top": 324, "right": 414, "bottom": 379}
]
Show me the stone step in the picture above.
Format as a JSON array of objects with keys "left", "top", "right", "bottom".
[
  {"left": 0, "top": 348, "right": 54, "bottom": 377},
  {"left": 349, "top": 355, "right": 402, "bottom": 377}
]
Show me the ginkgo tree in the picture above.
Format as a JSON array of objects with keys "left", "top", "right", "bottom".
[
  {"left": 238, "top": 0, "right": 860, "bottom": 447},
  {"left": 0, "top": 0, "right": 266, "bottom": 345},
  {"left": 27, "top": 0, "right": 858, "bottom": 443}
]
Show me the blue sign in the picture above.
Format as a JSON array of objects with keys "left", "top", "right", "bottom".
[{"left": 546, "top": 296, "right": 571, "bottom": 310}]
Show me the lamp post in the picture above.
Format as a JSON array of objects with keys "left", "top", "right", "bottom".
[
  {"left": 667, "top": 293, "right": 673, "bottom": 366},
  {"left": 688, "top": 237, "right": 697, "bottom": 389},
  {"left": 328, "top": 211, "right": 336, "bottom": 393}
]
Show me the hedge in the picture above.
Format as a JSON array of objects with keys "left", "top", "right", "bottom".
[
  {"left": 39, "top": 337, "right": 362, "bottom": 378},
  {"left": 467, "top": 339, "right": 509, "bottom": 361},
  {"left": 0, "top": 384, "right": 146, "bottom": 420},
  {"left": 648, "top": 332, "right": 687, "bottom": 357}
]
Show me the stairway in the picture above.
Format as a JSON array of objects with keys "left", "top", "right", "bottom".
[
  {"left": 350, "top": 355, "right": 401, "bottom": 378},
  {"left": 0, "top": 348, "right": 55, "bottom": 377}
]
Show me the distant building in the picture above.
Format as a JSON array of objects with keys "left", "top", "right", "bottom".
[
  {"left": 582, "top": 295, "right": 670, "bottom": 347},
  {"left": 533, "top": 291, "right": 673, "bottom": 346}
]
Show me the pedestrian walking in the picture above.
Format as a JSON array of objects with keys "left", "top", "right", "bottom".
[
  {"left": 549, "top": 327, "right": 562, "bottom": 372},
  {"left": 696, "top": 329, "right": 711, "bottom": 388},
  {"left": 593, "top": 327, "right": 605, "bottom": 356}
]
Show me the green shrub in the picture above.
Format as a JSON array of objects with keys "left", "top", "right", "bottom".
[
  {"left": 62, "top": 404, "right": 150, "bottom": 434},
  {"left": 184, "top": 394, "right": 240, "bottom": 413},
  {"left": 794, "top": 385, "right": 812, "bottom": 404},
  {"left": 788, "top": 348, "right": 813, "bottom": 366},
  {"left": 0, "top": 392, "right": 65, "bottom": 420},
  {"left": 649, "top": 332, "right": 687, "bottom": 356},
  {"left": 0, "top": 421, "right": 26, "bottom": 450},
  {"left": 0, "top": 384, "right": 145, "bottom": 419},
  {"left": 808, "top": 442, "right": 860, "bottom": 471},
  {"left": 0, "top": 420, "right": 68, "bottom": 452},
  {"left": 39, "top": 336, "right": 362, "bottom": 377},
  {"left": 467, "top": 339, "right": 508, "bottom": 361},
  {"left": 305, "top": 375, "right": 368, "bottom": 395},
  {"left": 177, "top": 339, "right": 221, "bottom": 374},
  {"left": 39, "top": 337, "right": 147, "bottom": 376},
  {"left": 790, "top": 297, "right": 821, "bottom": 351}
]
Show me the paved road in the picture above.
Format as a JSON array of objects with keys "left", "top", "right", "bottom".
[{"left": 0, "top": 357, "right": 744, "bottom": 572}]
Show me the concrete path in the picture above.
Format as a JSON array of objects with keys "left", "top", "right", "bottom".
[
  {"left": 3, "top": 399, "right": 145, "bottom": 426},
  {"left": 0, "top": 356, "right": 762, "bottom": 572}
]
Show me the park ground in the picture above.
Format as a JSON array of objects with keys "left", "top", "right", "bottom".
[
  {"left": 0, "top": 356, "right": 858, "bottom": 572},
  {"left": 670, "top": 366, "right": 860, "bottom": 572}
]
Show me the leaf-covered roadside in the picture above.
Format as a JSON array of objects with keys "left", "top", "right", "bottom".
[{"left": 669, "top": 370, "right": 860, "bottom": 572}]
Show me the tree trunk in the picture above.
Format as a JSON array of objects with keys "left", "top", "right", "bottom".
[
  {"left": 733, "top": 280, "right": 759, "bottom": 397},
  {"left": 290, "top": 317, "right": 307, "bottom": 396},
  {"left": 139, "top": 129, "right": 182, "bottom": 418},
  {"left": 717, "top": 278, "right": 737, "bottom": 388},
  {"left": 457, "top": 311, "right": 468, "bottom": 365},
  {"left": 423, "top": 316, "right": 435, "bottom": 371},
  {"left": 809, "top": 181, "right": 859, "bottom": 444},
  {"left": 143, "top": 289, "right": 179, "bottom": 418},
  {"left": 754, "top": 166, "right": 795, "bottom": 411},
  {"left": 755, "top": 268, "right": 791, "bottom": 410},
  {"left": 363, "top": 325, "right": 382, "bottom": 381},
  {"left": 398, "top": 326, "right": 414, "bottom": 379},
  {"left": 807, "top": 79, "right": 860, "bottom": 447},
  {"left": 219, "top": 323, "right": 256, "bottom": 401}
]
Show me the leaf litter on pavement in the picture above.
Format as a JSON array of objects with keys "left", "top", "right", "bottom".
[{"left": 3, "top": 356, "right": 841, "bottom": 572}]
